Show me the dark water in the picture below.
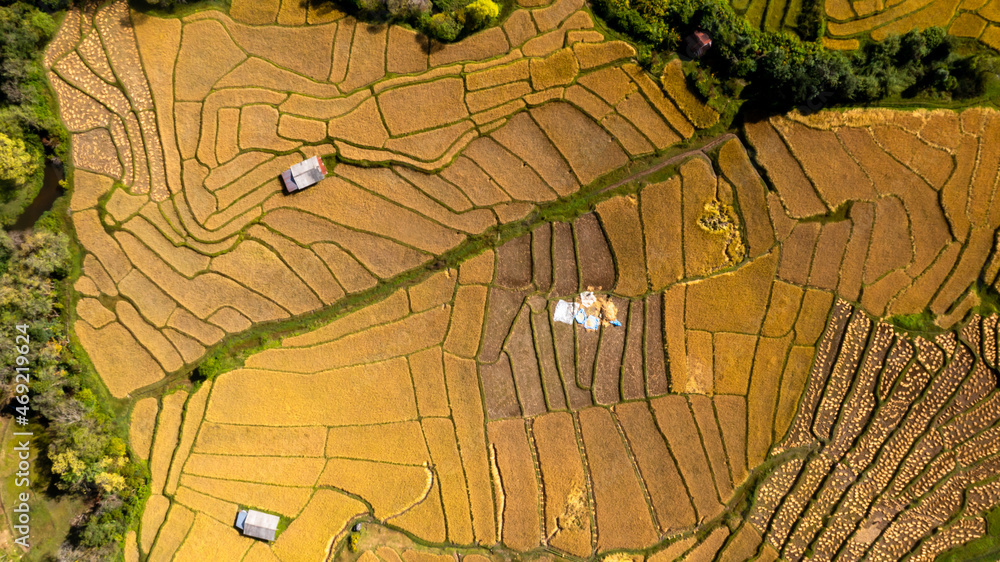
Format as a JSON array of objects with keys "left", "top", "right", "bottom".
[{"left": 11, "top": 160, "right": 64, "bottom": 231}]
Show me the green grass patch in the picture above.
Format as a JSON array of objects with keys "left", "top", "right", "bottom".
[
  {"left": 972, "top": 280, "right": 1000, "bottom": 318},
  {"left": 744, "top": 0, "right": 767, "bottom": 28},
  {"left": 887, "top": 310, "right": 940, "bottom": 334}
]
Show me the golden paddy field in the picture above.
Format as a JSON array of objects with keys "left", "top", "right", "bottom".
[{"left": 45, "top": 0, "right": 1000, "bottom": 559}]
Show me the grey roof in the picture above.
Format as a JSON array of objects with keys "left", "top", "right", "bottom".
[
  {"left": 289, "top": 156, "right": 324, "bottom": 190},
  {"left": 241, "top": 510, "right": 280, "bottom": 541}
]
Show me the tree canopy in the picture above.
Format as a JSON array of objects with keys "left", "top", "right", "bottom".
[
  {"left": 592, "top": 0, "right": 1000, "bottom": 109},
  {"left": 0, "top": 132, "right": 37, "bottom": 185}
]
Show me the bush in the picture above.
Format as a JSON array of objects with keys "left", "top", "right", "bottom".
[
  {"left": 0, "top": 1, "right": 68, "bottom": 224},
  {"left": 953, "top": 53, "right": 1000, "bottom": 98},
  {"left": 422, "top": 12, "right": 463, "bottom": 41},
  {"left": 18, "top": 230, "right": 69, "bottom": 277},
  {"left": 0, "top": 4, "right": 56, "bottom": 106},
  {"left": 461, "top": 0, "right": 499, "bottom": 30}
]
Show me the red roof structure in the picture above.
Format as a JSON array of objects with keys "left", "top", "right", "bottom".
[{"left": 686, "top": 31, "right": 712, "bottom": 58}]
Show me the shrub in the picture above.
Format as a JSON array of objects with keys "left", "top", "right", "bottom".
[
  {"left": 422, "top": 12, "right": 463, "bottom": 41},
  {"left": 34, "top": 0, "right": 70, "bottom": 9},
  {"left": 462, "top": 0, "right": 499, "bottom": 30},
  {"left": 432, "top": 0, "right": 466, "bottom": 11}
]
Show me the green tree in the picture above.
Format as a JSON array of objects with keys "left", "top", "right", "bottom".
[
  {"left": 594, "top": 0, "right": 995, "bottom": 107},
  {"left": 423, "top": 12, "right": 463, "bottom": 40},
  {"left": 17, "top": 229, "right": 69, "bottom": 277},
  {"left": 0, "top": 133, "right": 36, "bottom": 185},
  {"left": 462, "top": 0, "right": 499, "bottom": 30},
  {"left": 0, "top": 228, "right": 147, "bottom": 557}
]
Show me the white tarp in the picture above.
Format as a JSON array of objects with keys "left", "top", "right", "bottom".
[{"left": 552, "top": 300, "right": 577, "bottom": 324}]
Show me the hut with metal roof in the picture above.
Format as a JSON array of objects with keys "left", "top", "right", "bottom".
[
  {"left": 235, "top": 509, "right": 280, "bottom": 541},
  {"left": 280, "top": 155, "right": 327, "bottom": 193}
]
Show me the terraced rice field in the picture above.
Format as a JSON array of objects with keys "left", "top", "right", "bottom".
[
  {"left": 48, "top": 0, "right": 1000, "bottom": 560},
  {"left": 725, "top": 0, "right": 1000, "bottom": 51},
  {"left": 732, "top": 0, "right": 804, "bottom": 33},
  {"left": 127, "top": 106, "right": 1000, "bottom": 558},
  {"left": 51, "top": 0, "right": 719, "bottom": 399},
  {"left": 821, "top": 0, "right": 1000, "bottom": 50}
]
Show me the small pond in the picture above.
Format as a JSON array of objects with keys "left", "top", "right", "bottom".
[{"left": 11, "top": 160, "right": 64, "bottom": 231}]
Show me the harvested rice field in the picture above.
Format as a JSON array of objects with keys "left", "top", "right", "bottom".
[{"left": 46, "top": 0, "right": 1000, "bottom": 560}]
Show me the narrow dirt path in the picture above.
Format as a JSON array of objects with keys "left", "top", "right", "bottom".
[{"left": 598, "top": 133, "right": 737, "bottom": 195}]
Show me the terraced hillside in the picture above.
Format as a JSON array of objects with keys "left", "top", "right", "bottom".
[
  {"left": 821, "top": 0, "right": 1000, "bottom": 50},
  {"left": 49, "top": 0, "right": 720, "bottom": 398},
  {"left": 732, "top": 0, "right": 803, "bottom": 33},
  {"left": 42, "top": 0, "right": 1000, "bottom": 560},
  {"left": 727, "top": 0, "right": 1000, "bottom": 50},
  {"left": 127, "top": 121, "right": 1000, "bottom": 560}
]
